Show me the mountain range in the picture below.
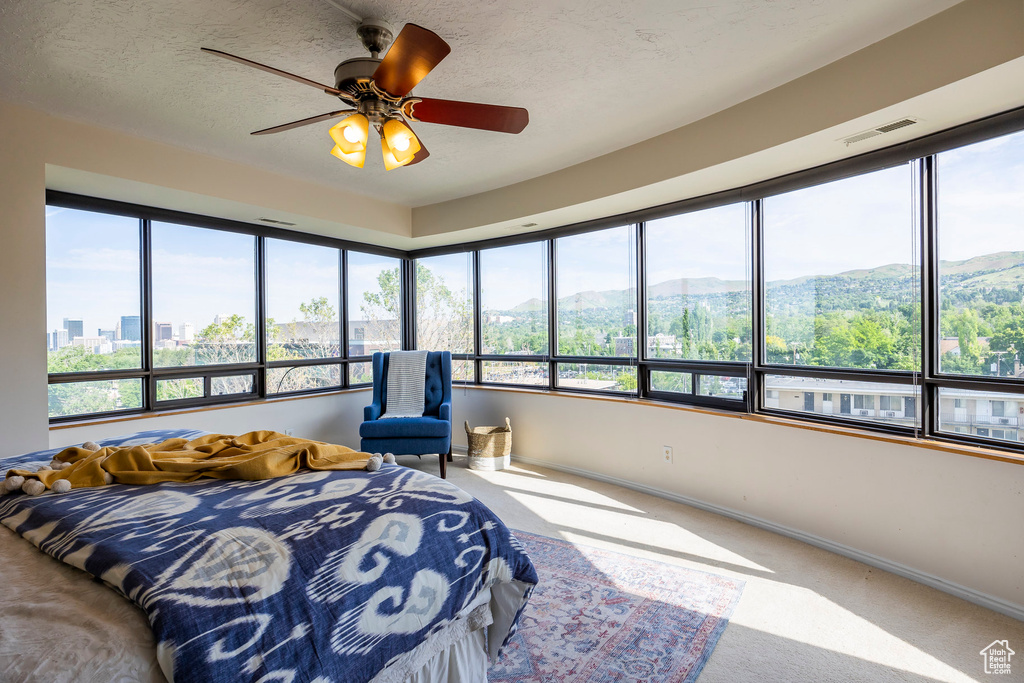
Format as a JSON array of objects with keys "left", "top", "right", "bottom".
[{"left": 500, "top": 251, "right": 1024, "bottom": 312}]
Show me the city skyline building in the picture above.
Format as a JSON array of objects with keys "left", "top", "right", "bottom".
[
  {"left": 120, "top": 315, "right": 141, "bottom": 342},
  {"left": 62, "top": 317, "right": 83, "bottom": 340}
]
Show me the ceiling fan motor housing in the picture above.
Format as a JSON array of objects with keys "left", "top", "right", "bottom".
[{"left": 334, "top": 56, "right": 381, "bottom": 97}]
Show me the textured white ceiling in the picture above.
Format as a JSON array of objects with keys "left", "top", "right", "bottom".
[{"left": 0, "top": 0, "right": 961, "bottom": 206}]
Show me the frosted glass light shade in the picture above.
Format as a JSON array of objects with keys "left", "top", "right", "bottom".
[
  {"left": 382, "top": 118, "right": 421, "bottom": 164},
  {"left": 331, "top": 145, "right": 366, "bottom": 168},
  {"left": 329, "top": 114, "right": 369, "bottom": 154},
  {"left": 380, "top": 135, "right": 413, "bottom": 171}
]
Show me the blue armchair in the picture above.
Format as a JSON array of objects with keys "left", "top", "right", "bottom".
[{"left": 359, "top": 351, "right": 454, "bottom": 478}]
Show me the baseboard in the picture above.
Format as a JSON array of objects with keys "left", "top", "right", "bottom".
[{"left": 453, "top": 445, "right": 1024, "bottom": 622}]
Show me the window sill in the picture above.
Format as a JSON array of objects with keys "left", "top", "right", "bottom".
[
  {"left": 456, "top": 384, "right": 1024, "bottom": 467},
  {"left": 48, "top": 386, "right": 372, "bottom": 431}
]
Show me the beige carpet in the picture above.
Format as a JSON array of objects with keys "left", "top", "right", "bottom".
[{"left": 401, "top": 455, "right": 1024, "bottom": 683}]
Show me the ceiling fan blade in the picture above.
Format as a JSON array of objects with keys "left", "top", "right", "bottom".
[
  {"left": 371, "top": 24, "right": 451, "bottom": 99},
  {"left": 202, "top": 48, "right": 342, "bottom": 95},
  {"left": 401, "top": 98, "right": 529, "bottom": 134},
  {"left": 251, "top": 110, "right": 354, "bottom": 135}
]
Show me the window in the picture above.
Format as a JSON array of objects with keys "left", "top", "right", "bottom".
[
  {"left": 698, "top": 375, "right": 747, "bottom": 401},
  {"left": 46, "top": 208, "right": 142, "bottom": 374},
  {"left": 416, "top": 253, "right": 474, "bottom": 359},
  {"left": 347, "top": 252, "right": 402, "bottom": 357},
  {"left": 646, "top": 203, "right": 750, "bottom": 361},
  {"left": 937, "top": 130, "right": 1024, "bottom": 378},
  {"left": 937, "top": 388, "right": 1022, "bottom": 444},
  {"left": 152, "top": 222, "right": 257, "bottom": 367},
  {"left": 48, "top": 379, "right": 143, "bottom": 419},
  {"left": 650, "top": 371, "right": 693, "bottom": 395},
  {"left": 556, "top": 226, "right": 637, "bottom": 358},
  {"left": 556, "top": 363, "right": 637, "bottom": 393},
  {"left": 853, "top": 395, "right": 875, "bottom": 410},
  {"left": 481, "top": 361, "right": 549, "bottom": 386},
  {"left": 265, "top": 239, "right": 342, "bottom": 395},
  {"left": 480, "top": 242, "right": 548, "bottom": 356},
  {"left": 45, "top": 197, "right": 411, "bottom": 421},
  {"left": 763, "top": 165, "right": 919, "bottom": 371},
  {"left": 763, "top": 376, "right": 920, "bottom": 426},
  {"left": 266, "top": 239, "right": 340, "bottom": 360}
]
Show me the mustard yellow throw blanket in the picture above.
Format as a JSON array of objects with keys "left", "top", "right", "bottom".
[{"left": 5, "top": 431, "right": 372, "bottom": 491}]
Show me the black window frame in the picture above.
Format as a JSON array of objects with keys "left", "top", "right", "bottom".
[
  {"left": 44, "top": 104, "right": 1024, "bottom": 458},
  {"left": 45, "top": 191, "right": 406, "bottom": 423}
]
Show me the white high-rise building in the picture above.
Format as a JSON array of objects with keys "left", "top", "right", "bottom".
[{"left": 180, "top": 322, "right": 195, "bottom": 341}]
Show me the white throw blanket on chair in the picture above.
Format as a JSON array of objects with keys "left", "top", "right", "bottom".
[{"left": 381, "top": 350, "right": 429, "bottom": 418}]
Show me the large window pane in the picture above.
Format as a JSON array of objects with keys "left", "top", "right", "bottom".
[
  {"left": 349, "top": 361, "right": 374, "bottom": 386},
  {"left": 698, "top": 375, "right": 747, "bottom": 400},
  {"left": 763, "top": 375, "right": 920, "bottom": 427},
  {"left": 348, "top": 252, "right": 402, "bottom": 356},
  {"left": 269, "top": 365, "right": 342, "bottom": 394},
  {"left": 937, "top": 130, "right": 1024, "bottom": 377},
  {"left": 482, "top": 361, "right": 549, "bottom": 386},
  {"left": 646, "top": 204, "right": 751, "bottom": 361},
  {"left": 266, "top": 240, "right": 339, "bottom": 360},
  {"left": 556, "top": 363, "right": 637, "bottom": 393},
  {"left": 480, "top": 243, "right": 548, "bottom": 355},
  {"left": 937, "top": 388, "right": 1023, "bottom": 442},
  {"left": 556, "top": 226, "right": 637, "bottom": 357},
  {"left": 416, "top": 254, "right": 474, "bottom": 354},
  {"left": 152, "top": 222, "right": 256, "bottom": 367},
  {"left": 156, "top": 377, "right": 203, "bottom": 401},
  {"left": 649, "top": 371, "right": 693, "bottom": 395},
  {"left": 48, "top": 379, "right": 143, "bottom": 418},
  {"left": 764, "top": 166, "right": 919, "bottom": 371},
  {"left": 46, "top": 207, "right": 141, "bottom": 373}
]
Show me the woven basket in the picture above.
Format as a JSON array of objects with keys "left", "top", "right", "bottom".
[{"left": 465, "top": 417, "right": 512, "bottom": 471}]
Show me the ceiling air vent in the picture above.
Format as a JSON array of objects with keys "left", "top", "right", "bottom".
[
  {"left": 257, "top": 217, "right": 297, "bottom": 227},
  {"left": 840, "top": 118, "right": 919, "bottom": 146}
]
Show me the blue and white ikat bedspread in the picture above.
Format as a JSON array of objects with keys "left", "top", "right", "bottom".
[{"left": 0, "top": 429, "right": 537, "bottom": 683}]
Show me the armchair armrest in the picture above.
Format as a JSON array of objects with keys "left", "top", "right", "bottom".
[
  {"left": 438, "top": 400, "right": 452, "bottom": 423},
  {"left": 364, "top": 402, "right": 382, "bottom": 421}
]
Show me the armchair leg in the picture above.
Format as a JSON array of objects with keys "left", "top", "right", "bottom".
[
  {"left": 439, "top": 448, "right": 448, "bottom": 479},
  {"left": 446, "top": 448, "right": 454, "bottom": 463}
]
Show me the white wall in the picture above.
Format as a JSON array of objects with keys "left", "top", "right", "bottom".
[{"left": 453, "top": 387, "right": 1024, "bottom": 615}]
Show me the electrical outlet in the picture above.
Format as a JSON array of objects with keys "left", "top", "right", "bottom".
[
  {"left": 285, "top": 429, "right": 294, "bottom": 436},
  {"left": 662, "top": 445, "right": 673, "bottom": 464}
]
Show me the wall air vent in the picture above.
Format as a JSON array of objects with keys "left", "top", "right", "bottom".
[
  {"left": 840, "top": 118, "right": 919, "bottom": 146},
  {"left": 257, "top": 217, "right": 297, "bottom": 226}
]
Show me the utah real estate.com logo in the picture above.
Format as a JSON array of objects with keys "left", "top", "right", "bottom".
[{"left": 980, "top": 640, "right": 1014, "bottom": 675}]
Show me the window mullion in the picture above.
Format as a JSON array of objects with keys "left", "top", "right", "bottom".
[
  {"left": 141, "top": 217, "right": 155, "bottom": 411},
  {"left": 920, "top": 155, "right": 939, "bottom": 439},
  {"left": 255, "top": 236, "right": 268, "bottom": 399},
  {"left": 340, "top": 249, "right": 349, "bottom": 388}
]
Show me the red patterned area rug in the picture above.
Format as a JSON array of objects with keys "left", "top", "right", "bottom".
[{"left": 490, "top": 531, "right": 744, "bottom": 683}]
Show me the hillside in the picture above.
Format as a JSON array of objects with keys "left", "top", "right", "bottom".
[{"left": 495, "top": 251, "right": 1024, "bottom": 311}]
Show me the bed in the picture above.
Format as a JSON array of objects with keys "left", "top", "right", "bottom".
[{"left": 0, "top": 429, "right": 537, "bottom": 682}]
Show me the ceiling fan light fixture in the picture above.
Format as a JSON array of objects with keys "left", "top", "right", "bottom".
[
  {"left": 329, "top": 113, "right": 369, "bottom": 154},
  {"left": 382, "top": 118, "right": 421, "bottom": 163},
  {"left": 380, "top": 135, "right": 413, "bottom": 171},
  {"left": 330, "top": 144, "right": 366, "bottom": 168}
]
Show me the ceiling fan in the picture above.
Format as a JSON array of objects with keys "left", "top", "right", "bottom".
[{"left": 202, "top": 20, "right": 529, "bottom": 170}]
